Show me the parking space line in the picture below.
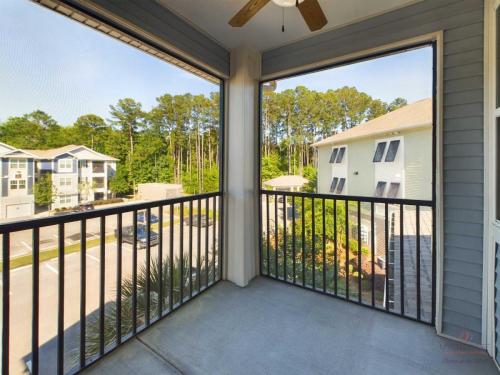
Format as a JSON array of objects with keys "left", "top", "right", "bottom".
[
  {"left": 21, "top": 241, "right": 32, "bottom": 251},
  {"left": 45, "top": 263, "right": 58, "bottom": 275},
  {"left": 86, "top": 254, "right": 100, "bottom": 263}
]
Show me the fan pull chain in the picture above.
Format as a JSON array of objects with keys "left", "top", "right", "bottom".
[{"left": 282, "top": 7, "right": 285, "bottom": 32}]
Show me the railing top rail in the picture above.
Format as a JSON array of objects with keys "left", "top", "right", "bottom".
[
  {"left": 0, "top": 191, "right": 222, "bottom": 233},
  {"left": 259, "top": 189, "right": 433, "bottom": 207}
]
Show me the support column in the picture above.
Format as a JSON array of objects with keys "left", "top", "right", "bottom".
[{"left": 226, "top": 47, "right": 261, "bottom": 287}]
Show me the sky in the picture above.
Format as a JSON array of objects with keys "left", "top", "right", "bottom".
[
  {"left": 0, "top": 0, "right": 218, "bottom": 125},
  {"left": 275, "top": 46, "right": 433, "bottom": 103},
  {"left": 0, "top": 0, "right": 432, "bottom": 126}
]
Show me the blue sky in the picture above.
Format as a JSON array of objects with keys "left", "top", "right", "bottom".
[
  {"left": 275, "top": 46, "right": 433, "bottom": 104},
  {"left": 0, "top": 0, "right": 432, "bottom": 125}
]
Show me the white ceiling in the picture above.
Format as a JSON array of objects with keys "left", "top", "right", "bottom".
[{"left": 156, "top": 0, "right": 420, "bottom": 51}]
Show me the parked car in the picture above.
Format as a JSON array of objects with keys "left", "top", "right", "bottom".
[
  {"left": 184, "top": 214, "right": 213, "bottom": 227},
  {"left": 78, "top": 203, "right": 95, "bottom": 211},
  {"left": 116, "top": 224, "right": 159, "bottom": 249},
  {"left": 137, "top": 210, "right": 159, "bottom": 224}
]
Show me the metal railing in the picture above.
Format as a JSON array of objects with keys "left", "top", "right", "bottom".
[
  {"left": 0, "top": 192, "right": 223, "bottom": 374},
  {"left": 259, "top": 190, "right": 435, "bottom": 325}
]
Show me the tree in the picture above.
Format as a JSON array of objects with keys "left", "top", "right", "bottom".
[
  {"left": 34, "top": 174, "right": 55, "bottom": 207},
  {"left": 73, "top": 114, "right": 107, "bottom": 150}
]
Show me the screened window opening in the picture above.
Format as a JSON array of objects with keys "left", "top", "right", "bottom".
[
  {"left": 373, "top": 142, "right": 386, "bottom": 162},
  {"left": 385, "top": 140, "right": 400, "bottom": 162}
]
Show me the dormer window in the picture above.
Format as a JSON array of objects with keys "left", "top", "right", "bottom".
[
  {"left": 329, "top": 148, "right": 339, "bottom": 163},
  {"left": 330, "top": 177, "right": 339, "bottom": 193},
  {"left": 387, "top": 182, "right": 400, "bottom": 198},
  {"left": 375, "top": 181, "right": 387, "bottom": 197},
  {"left": 385, "top": 140, "right": 400, "bottom": 162},
  {"left": 336, "top": 178, "right": 346, "bottom": 194}
]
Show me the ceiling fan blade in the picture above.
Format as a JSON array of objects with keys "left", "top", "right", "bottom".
[
  {"left": 229, "top": 0, "right": 271, "bottom": 27},
  {"left": 298, "top": 0, "right": 328, "bottom": 31}
]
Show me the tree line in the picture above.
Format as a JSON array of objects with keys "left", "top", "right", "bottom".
[
  {"left": 0, "top": 86, "right": 406, "bottom": 197},
  {"left": 0, "top": 92, "right": 221, "bottom": 195}
]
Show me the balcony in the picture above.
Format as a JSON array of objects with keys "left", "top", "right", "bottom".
[{"left": 84, "top": 277, "right": 496, "bottom": 375}]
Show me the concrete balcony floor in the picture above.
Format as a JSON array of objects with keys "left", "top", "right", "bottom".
[{"left": 83, "top": 277, "right": 497, "bottom": 375}]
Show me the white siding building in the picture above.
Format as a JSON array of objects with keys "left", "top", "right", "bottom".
[{"left": 313, "top": 99, "right": 432, "bottom": 200}]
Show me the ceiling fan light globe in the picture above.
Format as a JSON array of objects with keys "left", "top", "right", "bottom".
[{"left": 271, "top": 0, "right": 305, "bottom": 7}]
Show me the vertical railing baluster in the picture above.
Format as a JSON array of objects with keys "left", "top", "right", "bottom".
[
  {"left": 116, "top": 214, "right": 122, "bottom": 344},
  {"left": 371, "top": 202, "right": 375, "bottom": 307},
  {"left": 212, "top": 196, "right": 216, "bottom": 283},
  {"left": 334, "top": 200, "right": 338, "bottom": 296},
  {"left": 283, "top": 194, "right": 287, "bottom": 282},
  {"left": 80, "top": 220, "right": 86, "bottom": 369},
  {"left": 57, "top": 223, "right": 65, "bottom": 375},
  {"left": 99, "top": 217, "right": 105, "bottom": 355},
  {"left": 158, "top": 206, "right": 164, "bottom": 317},
  {"left": 197, "top": 200, "right": 201, "bottom": 292},
  {"left": 145, "top": 208, "right": 151, "bottom": 326},
  {"left": 431, "top": 206, "right": 436, "bottom": 325},
  {"left": 132, "top": 210, "right": 138, "bottom": 333},
  {"left": 274, "top": 193, "right": 278, "bottom": 279},
  {"left": 266, "top": 194, "right": 270, "bottom": 276},
  {"left": 189, "top": 201, "right": 193, "bottom": 298},
  {"left": 205, "top": 198, "right": 209, "bottom": 288},
  {"left": 416, "top": 205, "right": 421, "bottom": 321},
  {"left": 2, "top": 233, "right": 9, "bottom": 375},
  {"left": 218, "top": 194, "right": 224, "bottom": 281},
  {"left": 301, "top": 196, "right": 305, "bottom": 287},
  {"left": 292, "top": 195, "right": 296, "bottom": 284},
  {"left": 312, "top": 198, "right": 316, "bottom": 289},
  {"left": 400, "top": 204, "right": 405, "bottom": 316},
  {"left": 180, "top": 203, "right": 184, "bottom": 303},
  {"left": 322, "top": 199, "right": 326, "bottom": 292},
  {"left": 32, "top": 228, "right": 39, "bottom": 375},
  {"left": 357, "top": 201, "right": 362, "bottom": 303},
  {"left": 345, "top": 200, "right": 349, "bottom": 300},
  {"left": 384, "top": 203, "right": 389, "bottom": 311},
  {"left": 170, "top": 204, "right": 174, "bottom": 309}
]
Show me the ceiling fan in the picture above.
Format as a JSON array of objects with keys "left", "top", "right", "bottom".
[{"left": 229, "top": 0, "right": 327, "bottom": 32}]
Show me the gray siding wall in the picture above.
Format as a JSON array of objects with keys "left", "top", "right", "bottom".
[
  {"left": 1, "top": 159, "right": 7, "bottom": 198},
  {"left": 263, "top": 0, "right": 485, "bottom": 344},
  {"left": 27, "top": 159, "right": 34, "bottom": 195},
  {"left": 69, "top": 0, "right": 229, "bottom": 77}
]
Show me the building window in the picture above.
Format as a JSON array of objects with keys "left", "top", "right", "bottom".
[
  {"left": 335, "top": 147, "right": 346, "bottom": 163},
  {"left": 58, "top": 159, "right": 73, "bottom": 171},
  {"left": 59, "top": 195, "right": 72, "bottom": 204},
  {"left": 336, "top": 178, "right": 346, "bottom": 194},
  {"left": 10, "top": 158, "right": 26, "bottom": 169},
  {"left": 14, "top": 172, "right": 22, "bottom": 179},
  {"left": 79, "top": 160, "right": 88, "bottom": 168},
  {"left": 59, "top": 177, "right": 72, "bottom": 187},
  {"left": 373, "top": 142, "right": 386, "bottom": 162},
  {"left": 92, "top": 161, "right": 105, "bottom": 173},
  {"left": 375, "top": 181, "right": 387, "bottom": 197},
  {"left": 329, "top": 148, "right": 339, "bottom": 163},
  {"left": 10, "top": 180, "right": 17, "bottom": 190},
  {"left": 330, "top": 177, "right": 339, "bottom": 193},
  {"left": 18, "top": 180, "right": 26, "bottom": 189},
  {"left": 385, "top": 140, "right": 400, "bottom": 162},
  {"left": 93, "top": 177, "right": 105, "bottom": 188},
  {"left": 387, "top": 182, "right": 400, "bottom": 198}
]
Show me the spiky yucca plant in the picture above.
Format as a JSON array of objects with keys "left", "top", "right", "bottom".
[{"left": 70, "top": 255, "right": 214, "bottom": 368}]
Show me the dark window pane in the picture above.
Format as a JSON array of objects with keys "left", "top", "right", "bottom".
[
  {"left": 329, "top": 148, "right": 339, "bottom": 163},
  {"left": 336, "top": 147, "right": 346, "bottom": 163},
  {"left": 375, "top": 181, "right": 386, "bottom": 197},
  {"left": 336, "top": 178, "right": 345, "bottom": 194},
  {"left": 373, "top": 142, "right": 386, "bottom": 162},
  {"left": 387, "top": 182, "right": 400, "bottom": 198},
  {"left": 330, "top": 177, "right": 339, "bottom": 193},
  {"left": 385, "top": 140, "right": 400, "bottom": 162}
]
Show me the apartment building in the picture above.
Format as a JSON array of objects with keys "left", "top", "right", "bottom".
[
  {"left": 0, "top": 143, "right": 117, "bottom": 218},
  {"left": 25, "top": 145, "right": 118, "bottom": 210},
  {"left": 313, "top": 99, "right": 432, "bottom": 200}
]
